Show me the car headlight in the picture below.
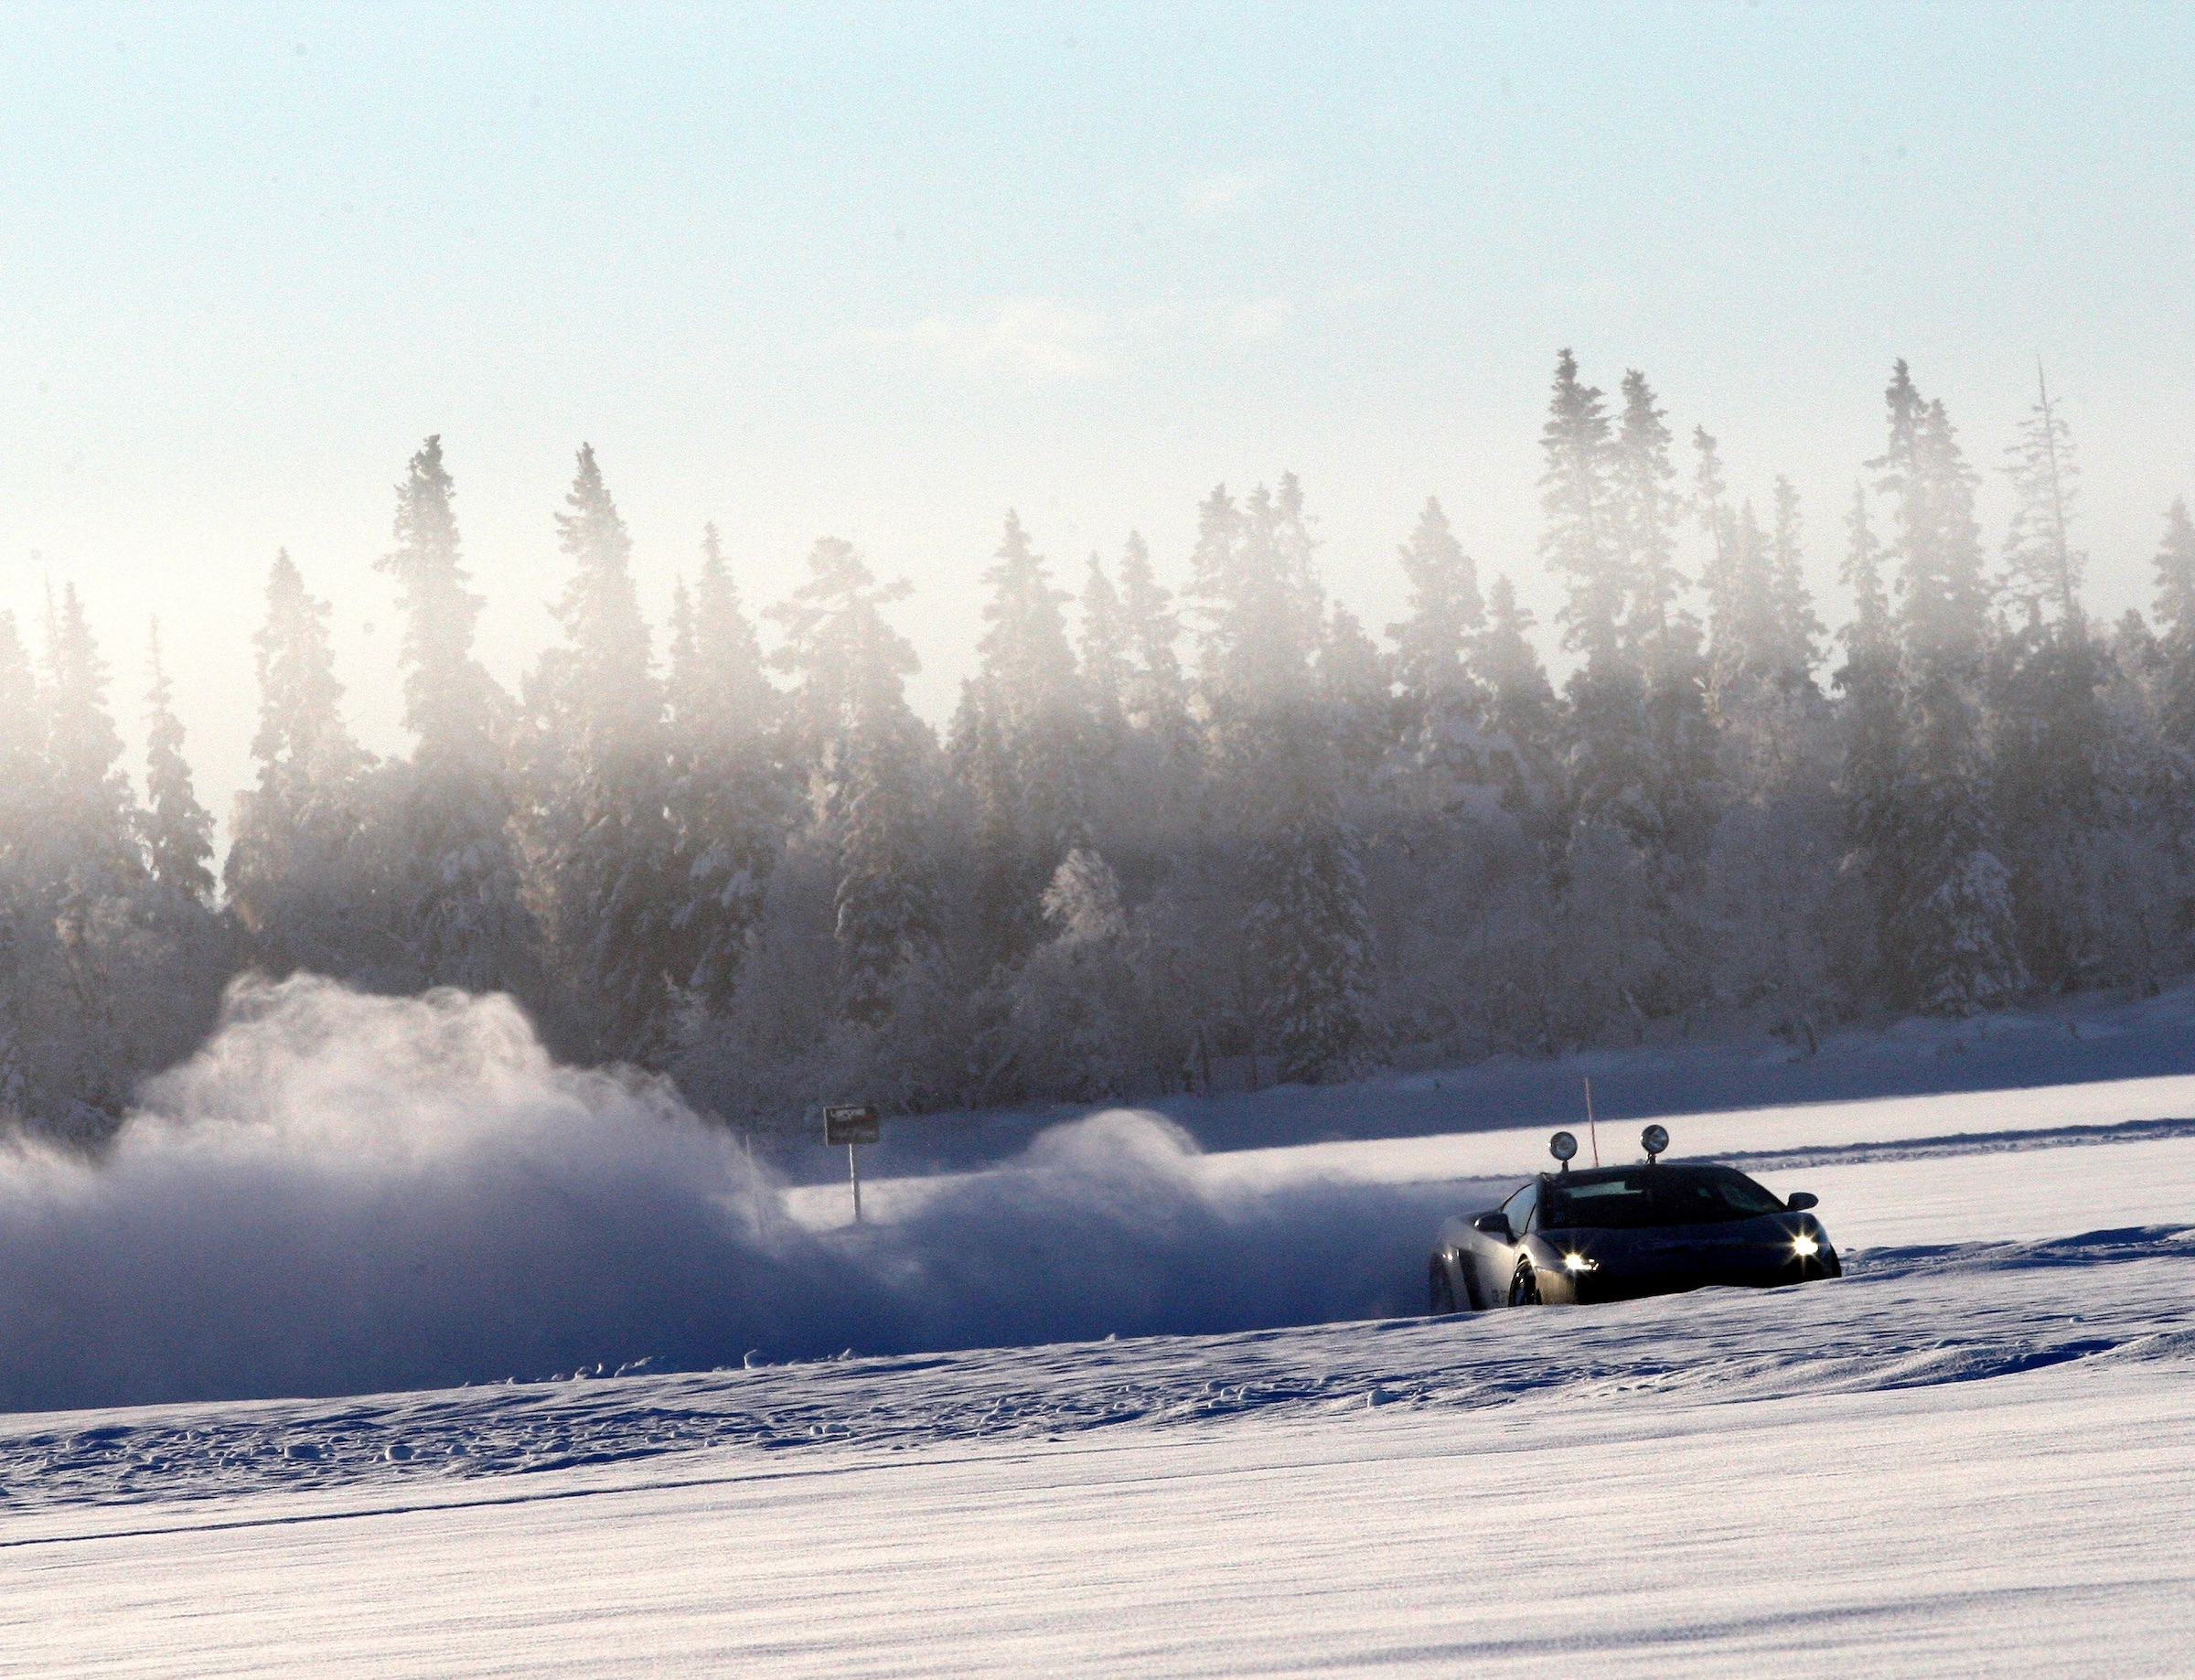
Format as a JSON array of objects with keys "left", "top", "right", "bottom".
[
  {"left": 1792, "top": 1233, "right": 1819, "bottom": 1257},
  {"left": 1562, "top": 1252, "right": 1598, "bottom": 1274}
]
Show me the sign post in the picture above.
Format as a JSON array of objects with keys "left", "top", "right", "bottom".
[{"left": 822, "top": 1104, "right": 882, "bottom": 1224}]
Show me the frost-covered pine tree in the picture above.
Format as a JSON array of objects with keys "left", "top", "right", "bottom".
[
  {"left": 2001, "top": 366, "right": 2084, "bottom": 621},
  {"left": 1317, "top": 601, "right": 1390, "bottom": 797},
  {"left": 1710, "top": 501, "right": 1780, "bottom": 680},
  {"left": 1703, "top": 481, "right": 1837, "bottom": 1046},
  {"left": 1989, "top": 374, "right": 2111, "bottom": 988},
  {"left": 664, "top": 524, "right": 787, "bottom": 1008},
  {"left": 1709, "top": 482, "right": 1829, "bottom": 808},
  {"left": 1389, "top": 498, "right": 1483, "bottom": 712},
  {"left": 1693, "top": 426, "right": 1736, "bottom": 651},
  {"left": 998, "top": 846, "right": 1163, "bottom": 1099},
  {"left": 525, "top": 445, "right": 679, "bottom": 1059},
  {"left": 1768, "top": 476, "right": 1826, "bottom": 684},
  {"left": 1245, "top": 806, "right": 1376, "bottom": 1082},
  {"left": 378, "top": 435, "right": 535, "bottom": 995},
  {"left": 1475, "top": 575, "right": 1563, "bottom": 830},
  {"left": 1387, "top": 498, "right": 1484, "bottom": 801},
  {"left": 1116, "top": 531, "right": 1191, "bottom": 745},
  {"left": 1871, "top": 365, "right": 2024, "bottom": 1011},
  {"left": 129, "top": 622, "right": 230, "bottom": 1097},
  {"left": 1836, "top": 485, "right": 1905, "bottom": 975},
  {"left": 16, "top": 592, "right": 220, "bottom": 1131},
  {"left": 1611, "top": 369, "right": 1686, "bottom": 649},
  {"left": 2153, "top": 498, "right": 2195, "bottom": 755},
  {"left": 770, "top": 537, "right": 938, "bottom": 1022},
  {"left": 1077, "top": 552, "right": 1130, "bottom": 744},
  {"left": 1188, "top": 477, "right": 1375, "bottom": 1082},
  {"left": 957, "top": 512, "right": 1087, "bottom": 967},
  {"left": 140, "top": 624, "right": 215, "bottom": 906},
  {"left": 42, "top": 586, "right": 145, "bottom": 904},
  {"left": 225, "top": 551, "right": 385, "bottom": 979},
  {"left": 1541, "top": 355, "right": 1655, "bottom": 885},
  {"left": 1618, "top": 371, "right": 1718, "bottom": 877},
  {"left": 1108, "top": 530, "right": 1200, "bottom": 853},
  {"left": 0, "top": 614, "right": 37, "bottom": 1121},
  {"left": 1541, "top": 351, "right": 1622, "bottom": 665}
]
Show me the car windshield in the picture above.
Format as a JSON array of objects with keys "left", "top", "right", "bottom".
[{"left": 1541, "top": 1165, "right": 1788, "bottom": 1229}]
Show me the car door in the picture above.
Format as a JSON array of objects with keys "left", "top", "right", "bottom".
[{"left": 1478, "top": 1179, "right": 1538, "bottom": 1303}]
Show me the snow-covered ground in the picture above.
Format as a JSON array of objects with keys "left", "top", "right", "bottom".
[{"left": 5, "top": 1054, "right": 2194, "bottom": 1675}]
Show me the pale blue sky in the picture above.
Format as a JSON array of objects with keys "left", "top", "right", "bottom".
[{"left": 5, "top": 2, "right": 2192, "bottom": 821}]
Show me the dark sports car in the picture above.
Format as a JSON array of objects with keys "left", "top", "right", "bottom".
[{"left": 1428, "top": 1126, "right": 1840, "bottom": 1313}]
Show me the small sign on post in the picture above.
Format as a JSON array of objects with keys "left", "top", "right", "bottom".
[{"left": 823, "top": 1104, "right": 881, "bottom": 1223}]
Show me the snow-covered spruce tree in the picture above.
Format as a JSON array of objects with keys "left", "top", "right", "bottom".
[
  {"left": 1612, "top": 369, "right": 1686, "bottom": 651},
  {"left": 1834, "top": 484, "right": 1906, "bottom": 994},
  {"left": 1541, "top": 350, "right": 1623, "bottom": 669},
  {"left": 2093, "top": 604, "right": 2190, "bottom": 989},
  {"left": 1692, "top": 426, "right": 1736, "bottom": 657},
  {"left": 42, "top": 586, "right": 145, "bottom": 907},
  {"left": 1870, "top": 365, "right": 2024, "bottom": 1011},
  {"left": 34, "top": 587, "right": 150, "bottom": 1128},
  {"left": 1702, "top": 484, "right": 1838, "bottom": 1048},
  {"left": 955, "top": 511, "right": 1087, "bottom": 969},
  {"left": 1318, "top": 601, "right": 1390, "bottom": 798},
  {"left": 1000, "top": 847, "right": 1164, "bottom": 1099},
  {"left": 2001, "top": 366, "right": 2083, "bottom": 621},
  {"left": 2155, "top": 498, "right": 2195, "bottom": 757},
  {"left": 948, "top": 671, "right": 1023, "bottom": 976},
  {"left": 770, "top": 537, "right": 939, "bottom": 1025},
  {"left": 0, "top": 614, "right": 44, "bottom": 1124},
  {"left": 1188, "top": 478, "right": 1375, "bottom": 1083},
  {"left": 377, "top": 435, "right": 537, "bottom": 996},
  {"left": 1708, "top": 502, "right": 1778, "bottom": 681},
  {"left": 1769, "top": 477, "right": 1827, "bottom": 683},
  {"left": 1077, "top": 551, "right": 1130, "bottom": 748},
  {"left": 1615, "top": 370, "right": 1718, "bottom": 883},
  {"left": 226, "top": 551, "right": 389, "bottom": 981},
  {"left": 1116, "top": 531, "right": 1192, "bottom": 746},
  {"left": 523, "top": 445, "right": 679, "bottom": 1060},
  {"left": 130, "top": 624, "right": 230, "bottom": 1092},
  {"left": 1540, "top": 354, "right": 1678, "bottom": 1028},
  {"left": 1105, "top": 530, "right": 1202, "bottom": 862},
  {"left": 1387, "top": 498, "right": 1485, "bottom": 804},
  {"left": 1475, "top": 575, "right": 1564, "bottom": 833},
  {"left": 1989, "top": 374, "right": 2114, "bottom": 989},
  {"left": 140, "top": 623, "right": 216, "bottom": 906},
  {"left": 664, "top": 524, "right": 787, "bottom": 1009}
]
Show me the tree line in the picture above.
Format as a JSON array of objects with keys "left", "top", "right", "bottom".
[{"left": 5, "top": 356, "right": 2193, "bottom": 1142}]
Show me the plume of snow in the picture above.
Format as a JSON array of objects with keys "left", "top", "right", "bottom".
[{"left": 0, "top": 977, "right": 1481, "bottom": 1411}]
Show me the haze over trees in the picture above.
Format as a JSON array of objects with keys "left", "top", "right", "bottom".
[{"left": 5, "top": 360, "right": 2195, "bottom": 1142}]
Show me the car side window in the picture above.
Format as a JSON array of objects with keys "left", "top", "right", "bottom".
[{"left": 1501, "top": 1182, "right": 1537, "bottom": 1238}]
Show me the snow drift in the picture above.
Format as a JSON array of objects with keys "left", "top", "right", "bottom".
[{"left": 0, "top": 977, "right": 1477, "bottom": 1412}]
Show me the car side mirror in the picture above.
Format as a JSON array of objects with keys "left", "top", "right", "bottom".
[
  {"left": 1472, "top": 1211, "right": 1513, "bottom": 1239},
  {"left": 1785, "top": 1192, "right": 1818, "bottom": 1212}
]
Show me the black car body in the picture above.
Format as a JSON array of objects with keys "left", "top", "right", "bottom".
[{"left": 1429, "top": 1156, "right": 1840, "bottom": 1312}]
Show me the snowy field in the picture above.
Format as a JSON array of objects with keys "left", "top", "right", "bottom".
[{"left": 4, "top": 1026, "right": 2194, "bottom": 1675}]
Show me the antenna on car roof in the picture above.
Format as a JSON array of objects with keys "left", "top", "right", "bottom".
[
  {"left": 1549, "top": 1130, "right": 1579, "bottom": 1173},
  {"left": 1641, "top": 1123, "right": 1669, "bottom": 1165}
]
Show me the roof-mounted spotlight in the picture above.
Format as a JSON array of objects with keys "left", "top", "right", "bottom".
[
  {"left": 1549, "top": 1130, "right": 1579, "bottom": 1172},
  {"left": 1641, "top": 1123, "right": 1669, "bottom": 1163}
]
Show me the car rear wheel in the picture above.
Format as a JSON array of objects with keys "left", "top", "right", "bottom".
[
  {"left": 1508, "top": 1263, "right": 1541, "bottom": 1308},
  {"left": 1428, "top": 1256, "right": 1459, "bottom": 1316}
]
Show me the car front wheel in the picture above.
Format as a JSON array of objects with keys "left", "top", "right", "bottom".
[{"left": 1508, "top": 1263, "right": 1542, "bottom": 1308}]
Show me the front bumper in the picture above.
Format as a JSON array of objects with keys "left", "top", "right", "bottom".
[{"left": 1556, "top": 1236, "right": 1841, "bottom": 1304}]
